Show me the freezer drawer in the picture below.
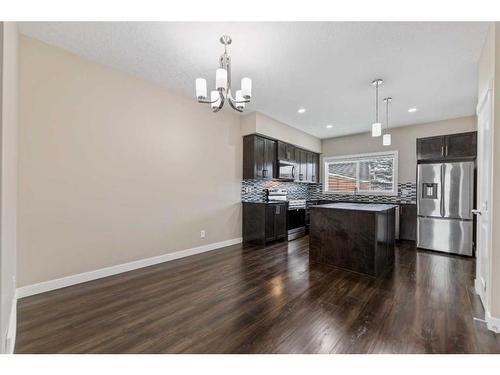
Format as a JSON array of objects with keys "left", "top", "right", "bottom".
[{"left": 417, "top": 217, "right": 473, "bottom": 256}]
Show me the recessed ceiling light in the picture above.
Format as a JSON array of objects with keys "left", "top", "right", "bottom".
[
  {"left": 326, "top": 124, "right": 333, "bottom": 128},
  {"left": 297, "top": 108, "right": 306, "bottom": 114},
  {"left": 408, "top": 108, "right": 418, "bottom": 113}
]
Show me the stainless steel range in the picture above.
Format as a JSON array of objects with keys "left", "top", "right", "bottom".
[{"left": 266, "top": 189, "right": 306, "bottom": 241}]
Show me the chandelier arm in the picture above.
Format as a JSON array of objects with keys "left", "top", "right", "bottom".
[
  {"left": 197, "top": 96, "right": 220, "bottom": 104},
  {"left": 227, "top": 97, "right": 243, "bottom": 113},
  {"left": 212, "top": 89, "right": 225, "bottom": 113}
]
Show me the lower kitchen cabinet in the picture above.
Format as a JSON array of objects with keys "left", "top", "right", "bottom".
[
  {"left": 399, "top": 204, "right": 417, "bottom": 241},
  {"left": 243, "top": 202, "right": 287, "bottom": 245}
]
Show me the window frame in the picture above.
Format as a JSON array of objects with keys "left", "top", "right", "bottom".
[{"left": 322, "top": 150, "right": 398, "bottom": 196}]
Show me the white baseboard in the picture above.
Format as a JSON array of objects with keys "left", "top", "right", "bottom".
[
  {"left": 486, "top": 311, "right": 500, "bottom": 334},
  {"left": 6, "top": 297, "right": 17, "bottom": 354},
  {"left": 17, "top": 237, "right": 242, "bottom": 299},
  {"left": 474, "top": 278, "right": 486, "bottom": 305}
]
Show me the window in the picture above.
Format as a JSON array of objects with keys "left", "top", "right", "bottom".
[{"left": 323, "top": 151, "right": 398, "bottom": 195}]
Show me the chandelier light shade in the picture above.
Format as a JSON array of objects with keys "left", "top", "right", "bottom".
[
  {"left": 371, "top": 78, "right": 383, "bottom": 137},
  {"left": 195, "top": 78, "right": 207, "bottom": 99},
  {"left": 383, "top": 97, "right": 393, "bottom": 146},
  {"left": 195, "top": 35, "right": 252, "bottom": 113},
  {"left": 211, "top": 90, "right": 220, "bottom": 109},
  {"left": 241, "top": 77, "right": 252, "bottom": 99},
  {"left": 215, "top": 68, "right": 228, "bottom": 90}
]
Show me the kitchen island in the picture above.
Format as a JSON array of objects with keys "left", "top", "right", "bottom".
[{"left": 309, "top": 203, "right": 397, "bottom": 277}]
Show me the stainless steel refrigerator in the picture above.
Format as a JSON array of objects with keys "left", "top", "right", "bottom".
[{"left": 417, "top": 161, "right": 474, "bottom": 256}]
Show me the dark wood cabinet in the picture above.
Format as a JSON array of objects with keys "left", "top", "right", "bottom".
[
  {"left": 294, "top": 148, "right": 308, "bottom": 182},
  {"left": 306, "top": 152, "right": 314, "bottom": 183},
  {"left": 416, "top": 135, "right": 445, "bottom": 160},
  {"left": 399, "top": 204, "right": 417, "bottom": 241},
  {"left": 277, "top": 141, "right": 295, "bottom": 162},
  {"left": 445, "top": 132, "right": 477, "bottom": 159},
  {"left": 305, "top": 151, "right": 319, "bottom": 183},
  {"left": 243, "top": 202, "right": 287, "bottom": 245},
  {"left": 243, "top": 135, "right": 276, "bottom": 180},
  {"left": 244, "top": 134, "right": 320, "bottom": 183},
  {"left": 416, "top": 131, "right": 477, "bottom": 161}
]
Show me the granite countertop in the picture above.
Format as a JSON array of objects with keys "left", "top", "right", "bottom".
[{"left": 312, "top": 202, "right": 398, "bottom": 212}]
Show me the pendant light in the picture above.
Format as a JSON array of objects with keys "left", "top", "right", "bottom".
[
  {"left": 383, "top": 97, "right": 392, "bottom": 146},
  {"left": 371, "top": 79, "right": 383, "bottom": 137}
]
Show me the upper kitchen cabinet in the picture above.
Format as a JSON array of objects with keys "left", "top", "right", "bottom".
[
  {"left": 294, "top": 148, "right": 308, "bottom": 182},
  {"left": 277, "top": 141, "right": 295, "bottom": 162},
  {"left": 416, "top": 131, "right": 477, "bottom": 161},
  {"left": 311, "top": 152, "right": 319, "bottom": 183},
  {"left": 416, "top": 135, "right": 445, "bottom": 160},
  {"left": 243, "top": 134, "right": 276, "bottom": 180},
  {"left": 444, "top": 132, "right": 477, "bottom": 159},
  {"left": 305, "top": 151, "right": 319, "bottom": 183}
]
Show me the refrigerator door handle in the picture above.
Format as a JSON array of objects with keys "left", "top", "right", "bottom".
[{"left": 440, "top": 164, "right": 445, "bottom": 217}]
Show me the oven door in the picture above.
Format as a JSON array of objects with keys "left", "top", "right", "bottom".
[
  {"left": 278, "top": 161, "right": 296, "bottom": 180},
  {"left": 287, "top": 208, "right": 306, "bottom": 240}
]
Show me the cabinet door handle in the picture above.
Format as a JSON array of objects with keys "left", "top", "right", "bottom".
[
  {"left": 276, "top": 205, "right": 280, "bottom": 215},
  {"left": 445, "top": 145, "right": 448, "bottom": 156},
  {"left": 441, "top": 146, "right": 444, "bottom": 156}
]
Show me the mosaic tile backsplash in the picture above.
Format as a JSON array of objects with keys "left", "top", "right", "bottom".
[{"left": 242, "top": 180, "right": 417, "bottom": 204}]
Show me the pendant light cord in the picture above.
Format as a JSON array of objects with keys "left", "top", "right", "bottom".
[
  {"left": 385, "top": 98, "right": 389, "bottom": 132},
  {"left": 375, "top": 83, "right": 379, "bottom": 123}
]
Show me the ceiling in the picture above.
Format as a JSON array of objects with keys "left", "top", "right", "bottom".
[{"left": 18, "top": 22, "right": 489, "bottom": 139}]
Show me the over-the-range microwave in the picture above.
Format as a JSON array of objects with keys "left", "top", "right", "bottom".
[{"left": 277, "top": 160, "right": 296, "bottom": 181}]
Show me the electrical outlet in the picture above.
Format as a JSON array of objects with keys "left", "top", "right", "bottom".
[
  {"left": 245, "top": 187, "right": 252, "bottom": 193},
  {"left": 200, "top": 230, "right": 206, "bottom": 239}
]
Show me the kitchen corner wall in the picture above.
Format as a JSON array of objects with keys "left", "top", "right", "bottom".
[{"left": 18, "top": 36, "right": 242, "bottom": 286}]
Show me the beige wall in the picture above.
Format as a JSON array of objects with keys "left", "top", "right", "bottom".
[
  {"left": 18, "top": 36, "right": 242, "bottom": 286},
  {"left": 321, "top": 116, "right": 477, "bottom": 183},
  {"left": 241, "top": 112, "right": 322, "bottom": 153},
  {"left": 0, "top": 22, "right": 18, "bottom": 353}
]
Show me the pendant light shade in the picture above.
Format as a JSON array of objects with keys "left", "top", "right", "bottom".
[
  {"left": 383, "top": 133, "right": 392, "bottom": 146},
  {"left": 371, "top": 79, "right": 383, "bottom": 137}
]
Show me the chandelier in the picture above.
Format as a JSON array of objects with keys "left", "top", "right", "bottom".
[{"left": 195, "top": 35, "right": 252, "bottom": 113}]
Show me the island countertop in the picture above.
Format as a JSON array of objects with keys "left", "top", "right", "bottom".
[{"left": 312, "top": 202, "right": 398, "bottom": 212}]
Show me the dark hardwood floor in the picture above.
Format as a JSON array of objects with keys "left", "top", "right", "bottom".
[{"left": 15, "top": 237, "right": 500, "bottom": 353}]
